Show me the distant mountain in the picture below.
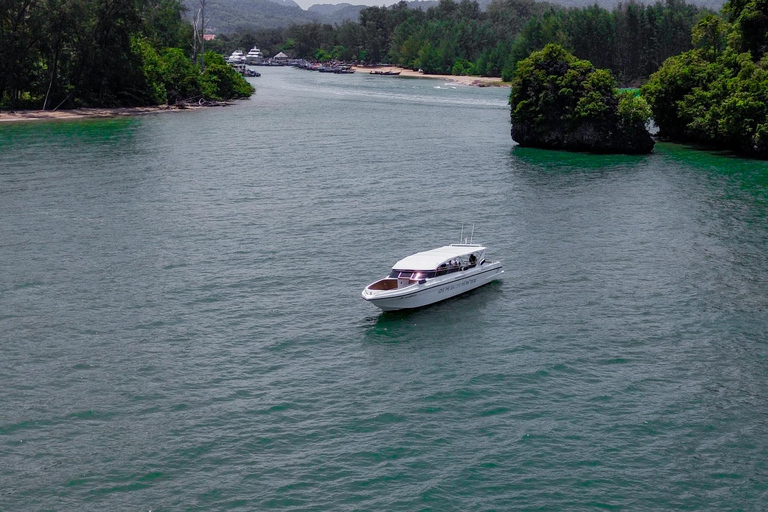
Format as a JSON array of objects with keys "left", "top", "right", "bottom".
[
  {"left": 307, "top": 3, "right": 367, "bottom": 21},
  {"left": 267, "top": 0, "right": 300, "bottom": 7},
  {"left": 187, "top": 0, "right": 319, "bottom": 32},
  {"left": 402, "top": 0, "right": 439, "bottom": 10},
  {"left": 307, "top": 2, "right": 355, "bottom": 15},
  {"left": 193, "top": 0, "right": 725, "bottom": 34}
]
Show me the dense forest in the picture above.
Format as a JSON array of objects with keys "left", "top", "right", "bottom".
[
  {"left": 0, "top": 0, "right": 713, "bottom": 109},
  {"left": 215, "top": 0, "right": 709, "bottom": 85},
  {"left": 3, "top": 0, "right": 766, "bottom": 158},
  {"left": 642, "top": 0, "right": 768, "bottom": 157},
  {"left": 0, "top": 0, "right": 253, "bottom": 109},
  {"left": 190, "top": 0, "right": 725, "bottom": 32},
  {"left": 509, "top": 43, "right": 655, "bottom": 153}
]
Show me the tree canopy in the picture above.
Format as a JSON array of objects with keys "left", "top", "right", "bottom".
[
  {"left": 510, "top": 44, "right": 654, "bottom": 153},
  {"left": 241, "top": 0, "right": 708, "bottom": 85},
  {"left": 641, "top": 0, "right": 768, "bottom": 157},
  {"left": 0, "top": 0, "right": 254, "bottom": 109}
]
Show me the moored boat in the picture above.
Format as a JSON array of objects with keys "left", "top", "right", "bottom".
[
  {"left": 362, "top": 243, "right": 503, "bottom": 311},
  {"left": 227, "top": 50, "right": 246, "bottom": 65},
  {"left": 245, "top": 46, "right": 264, "bottom": 64},
  {"left": 229, "top": 61, "right": 246, "bottom": 75}
]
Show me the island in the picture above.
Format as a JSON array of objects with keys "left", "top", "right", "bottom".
[
  {"left": 509, "top": 44, "right": 654, "bottom": 154},
  {"left": 641, "top": 2, "right": 768, "bottom": 159}
]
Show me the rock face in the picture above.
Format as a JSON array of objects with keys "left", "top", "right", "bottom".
[
  {"left": 510, "top": 44, "right": 654, "bottom": 155},
  {"left": 511, "top": 114, "right": 655, "bottom": 154}
]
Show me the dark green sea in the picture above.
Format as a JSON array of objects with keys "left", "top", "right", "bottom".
[{"left": 1, "top": 67, "right": 767, "bottom": 510}]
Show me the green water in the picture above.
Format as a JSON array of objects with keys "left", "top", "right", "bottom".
[{"left": 1, "top": 67, "right": 767, "bottom": 510}]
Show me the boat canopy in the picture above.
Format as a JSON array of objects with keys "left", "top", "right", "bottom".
[{"left": 392, "top": 244, "right": 485, "bottom": 271}]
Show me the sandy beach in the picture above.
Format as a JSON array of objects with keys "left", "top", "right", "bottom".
[
  {"left": 352, "top": 65, "right": 507, "bottom": 87},
  {"left": 0, "top": 104, "right": 214, "bottom": 124},
  {"left": 0, "top": 68, "right": 505, "bottom": 123}
]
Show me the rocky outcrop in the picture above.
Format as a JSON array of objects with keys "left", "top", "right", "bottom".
[
  {"left": 510, "top": 44, "right": 654, "bottom": 155},
  {"left": 511, "top": 113, "right": 655, "bottom": 154}
]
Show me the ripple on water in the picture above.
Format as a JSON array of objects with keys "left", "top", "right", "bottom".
[{"left": 1, "top": 68, "right": 768, "bottom": 510}]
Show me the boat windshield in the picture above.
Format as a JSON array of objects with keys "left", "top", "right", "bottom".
[{"left": 388, "top": 270, "right": 437, "bottom": 279}]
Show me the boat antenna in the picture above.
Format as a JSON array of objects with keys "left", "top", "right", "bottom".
[
  {"left": 470, "top": 224, "right": 475, "bottom": 244},
  {"left": 460, "top": 224, "right": 464, "bottom": 244}
]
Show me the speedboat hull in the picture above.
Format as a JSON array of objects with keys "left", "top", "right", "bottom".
[{"left": 362, "top": 261, "right": 503, "bottom": 311}]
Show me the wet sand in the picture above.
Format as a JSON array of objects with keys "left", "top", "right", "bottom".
[
  {"left": 0, "top": 68, "right": 506, "bottom": 123},
  {"left": 352, "top": 65, "right": 507, "bottom": 87},
  {"left": 0, "top": 105, "right": 213, "bottom": 124}
]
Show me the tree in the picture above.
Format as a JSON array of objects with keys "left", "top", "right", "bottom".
[
  {"left": 641, "top": 0, "right": 768, "bottom": 157},
  {"left": 510, "top": 44, "right": 653, "bottom": 153},
  {"left": 0, "top": 0, "right": 253, "bottom": 109}
]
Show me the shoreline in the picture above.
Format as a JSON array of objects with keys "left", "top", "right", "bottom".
[
  {"left": 0, "top": 104, "right": 220, "bottom": 124},
  {"left": 0, "top": 68, "right": 507, "bottom": 124},
  {"left": 352, "top": 65, "right": 508, "bottom": 87}
]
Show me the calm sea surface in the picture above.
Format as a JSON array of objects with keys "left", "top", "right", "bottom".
[{"left": 1, "top": 67, "right": 767, "bottom": 510}]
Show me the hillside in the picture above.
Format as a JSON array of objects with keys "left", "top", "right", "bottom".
[
  {"left": 306, "top": 3, "right": 368, "bottom": 21},
  {"left": 185, "top": 0, "right": 320, "bottom": 32},
  {"left": 190, "top": 0, "right": 725, "bottom": 33}
]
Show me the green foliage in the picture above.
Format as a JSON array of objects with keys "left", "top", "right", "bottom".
[
  {"left": 509, "top": 8, "right": 569, "bottom": 70},
  {"left": 315, "top": 49, "right": 332, "bottom": 62},
  {"left": 331, "top": 45, "right": 346, "bottom": 60},
  {"left": 618, "top": 91, "right": 652, "bottom": 126},
  {"left": 511, "top": 44, "right": 615, "bottom": 130},
  {"left": 733, "top": 0, "right": 768, "bottom": 59},
  {"left": 510, "top": 44, "right": 653, "bottom": 153},
  {"left": 641, "top": 50, "right": 714, "bottom": 138},
  {"left": 132, "top": 37, "right": 168, "bottom": 106},
  {"left": 143, "top": 0, "right": 191, "bottom": 49},
  {"left": 0, "top": 0, "right": 254, "bottom": 109},
  {"left": 197, "top": 0, "right": 699, "bottom": 86},
  {"left": 281, "top": 38, "right": 297, "bottom": 52},
  {"left": 642, "top": 0, "right": 768, "bottom": 156},
  {"left": 272, "top": 0, "right": 705, "bottom": 85},
  {"left": 692, "top": 14, "right": 731, "bottom": 55},
  {"left": 507, "top": 0, "right": 706, "bottom": 84},
  {"left": 452, "top": 58, "right": 476, "bottom": 75},
  {"left": 160, "top": 48, "right": 204, "bottom": 103},
  {"left": 200, "top": 52, "right": 255, "bottom": 101},
  {"left": 574, "top": 69, "right": 615, "bottom": 120}
]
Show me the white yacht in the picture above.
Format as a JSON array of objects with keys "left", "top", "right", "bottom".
[
  {"left": 245, "top": 46, "right": 264, "bottom": 64},
  {"left": 227, "top": 50, "right": 246, "bottom": 64},
  {"left": 362, "top": 244, "right": 503, "bottom": 311}
]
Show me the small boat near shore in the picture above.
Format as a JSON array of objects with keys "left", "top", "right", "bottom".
[
  {"left": 362, "top": 243, "right": 503, "bottom": 311},
  {"left": 230, "top": 61, "right": 246, "bottom": 75},
  {"left": 370, "top": 70, "right": 401, "bottom": 76}
]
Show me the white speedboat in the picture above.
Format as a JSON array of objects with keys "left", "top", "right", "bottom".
[
  {"left": 246, "top": 46, "right": 264, "bottom": 64},
  {"left": 362, "top": 244, "right": 503, "bottom": 311}
]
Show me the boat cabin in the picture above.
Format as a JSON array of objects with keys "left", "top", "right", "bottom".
[{"left": 367, "top": 244, "right": 486, "bottom": 291}]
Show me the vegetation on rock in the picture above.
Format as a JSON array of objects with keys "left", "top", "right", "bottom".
[
  {"left": 641, "top": 0, "right": 768, "bottom": 157},
  {"left": 510, "top": 44, "right": 654, "bottom": 153}
]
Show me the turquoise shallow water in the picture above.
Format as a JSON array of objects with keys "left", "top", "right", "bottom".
[{"left": 1, "top": 68, "right": 768, "bottom": 510}]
